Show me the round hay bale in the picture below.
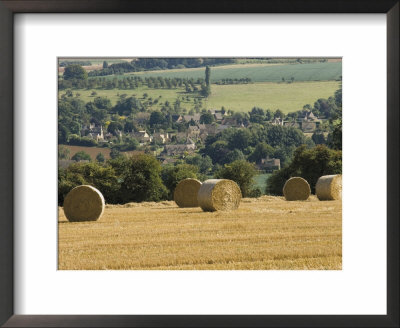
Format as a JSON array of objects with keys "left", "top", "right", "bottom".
[
  {"left": 63, "top": 185, "right": 105, "bottom": 222},
  {"left": 283, "top": 177, "right": 311, "bottom": 201},
  {"left": 316, "top": 174, "right": 342, "bottom": 200},
  {"left": 174, "top": 178, "right": 202, "bottom": 208},
  {"left": 197, "top": 179, "right": 242, "bottom": 212}
]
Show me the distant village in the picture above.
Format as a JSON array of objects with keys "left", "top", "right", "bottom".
[{"left": 60, "top": 108, "right": 323, "bottom": 172}]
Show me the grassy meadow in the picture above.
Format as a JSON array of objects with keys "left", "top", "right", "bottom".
[
  {"left": 112, "top": 61, "right": 342, "bottom": 83},
  {"left": 58, "top": 196, "right": 342, "bottom": 270},
  {"left": 253, "top": 173, "right": 271, "bottom": 192},
  {"left": 204, "top": 81, "right": 340, "bottom": 112},
  {"left": 65, "top": 80, "right": 340, "bottom": 114}
]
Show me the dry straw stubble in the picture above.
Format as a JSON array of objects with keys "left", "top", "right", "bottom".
[
  {"left": 63, "top": 185, "right": 105, "bottom": 222},
  {"left": 283, "top": 177, "right": 311, "bottom": 201},
  {"left": 316, "top": 174, "right": 342, "bottom": 200},
  {"left": 197, "top": 179, "right": 242, "bottom": 212},
  {"left": 174, "top": 178, "right": 202, "bottom": 208}
]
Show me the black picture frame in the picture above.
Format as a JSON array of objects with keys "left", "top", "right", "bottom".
[{"left": 0, "top": 1, "right": 398, "bottom": 327}]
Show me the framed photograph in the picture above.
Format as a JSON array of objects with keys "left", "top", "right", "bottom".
[{"left": 0, "top": 1, "right": 398, "bottom": 327}]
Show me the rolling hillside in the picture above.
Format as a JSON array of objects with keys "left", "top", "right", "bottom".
[{"left": 121, "top": 61, "right": 342, "bottom": 82}]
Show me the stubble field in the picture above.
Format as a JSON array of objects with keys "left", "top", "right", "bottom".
[{"left": 58, "top": 196, "right": 342, "bottom": 270}]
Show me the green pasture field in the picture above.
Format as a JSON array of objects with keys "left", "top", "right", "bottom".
[
  {"left": 97, "top": 61, "right": 342, "bottom": 83},
  {"left": 204, "top": 81, "right": 340, "bottom": 112},
  {"left": 253, "top": 173, "right": 271, "bottom": 193},
  {"left": 65, "top": 80, "right": 340, "bottom": 113}
]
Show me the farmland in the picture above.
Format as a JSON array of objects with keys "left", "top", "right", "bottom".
[
  {"left": 204, "top": 81, "right": 340, "bottom": 113},
  {"left": 60, "top": 145, "right": 145, "bottom": 161},
  {"left": 64, "top": 80, "right": 340, "bottom": 113},
  {"left": 102, "top": 61, "right": 342, "bottom": 83},
  {"left": 61, "top": 145, "right": 111, "bottom": 160},
  {"left": 58, "top": 196, "right": 342, "bottom": 270}
]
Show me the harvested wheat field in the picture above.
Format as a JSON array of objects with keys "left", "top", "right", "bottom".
[{"left": 58, "top": 196, "right": 342, "bottom": 270}]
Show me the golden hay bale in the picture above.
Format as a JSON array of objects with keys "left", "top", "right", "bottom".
[
  {"left": 197, "top": 179, "right": 242, "bottom": 212},
  {"left": 316, "top": 174, "right": 342, "bottom": 200},
  {"left": 63, "top": 185, "right": 105, "bottom": 222},
  {"left": 174, "top": 178, "right": 202, "bottom": 208},
  {"left": 283, "top": 177, "right": 311, "bottom": 201}
]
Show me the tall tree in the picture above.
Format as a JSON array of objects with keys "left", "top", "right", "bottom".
[
  {"left": 201, "top": 65, "right": 211, "bottom": 97},
  {"left": 112, "top": 155, "right": 167, "bottom": 202},
  {"left": 205, "top": 66, "right": 211, "bottom": 86}
]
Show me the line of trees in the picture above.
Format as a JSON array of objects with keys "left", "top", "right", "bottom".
[
  {"left": 215, "top": 78, "right": 252, "bottom": 85},
  {"left": 86, "top": 58, "right": 234, "bottom": 77},
  {"left": 59, "top": 154, "right": 260, "bottom": 205},
  {"left": 58, "top": 142, "right": 342, "bottom": 205},
  {"left": 266, "top": 145, "right": 342, "bottom": 195},
  {"left": 59, "top": 60, "right": 92, "bottom": 67},
  {"left": 59, "top": 74, "right": 209, "bottom": 92}
]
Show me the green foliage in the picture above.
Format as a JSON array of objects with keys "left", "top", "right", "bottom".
[
  {"left": 124, "top": 121, "right": 135, "bottom": 132},
  {"left": 63, "top": 65, "right": 88, "bottom": 81},
  {"left": 205, "top": 66, "right": 211, "bottom": 86},
  {"left": 107, "top": 121, "right": 123, "bottom": 135},
  {"left": 328, "top": 85, "right": 342, "bottom": 150},
  {"left": 312, "top": 132, "right": 326, "bottom": 145},
  {"left": 59, "top": 60, "right": 91, "bottom": 67},
  {"left": 149, "top": 111, "right": 166, "bottom": 127},
  {"left": 115, "top": 138, "right": 139, "bottom": 151},
  {"left": 85, "top": 102, "right": 107, "bottom": 123},
  {"left": 248, "top": 187, "right": 262, "bottom": 198},
  {"left": 94, "top": 96, "right": 112, "bottom": 110},
  {"left": 266, "top": 145, "right": 342, "bottom": 195},
  {"left": 111, "top": 155, "right": 168, "bottom": 203},
  {"left": 225, "top": 149, "right": 245, "bottom": 163},
  {"left": 58, "top": 124, "right": 69, "bottom": 144},
  {"left": 313, "top": 97, "right": 337, "bottom": 118},
  {"left": 200, "top": 83, "right": 211, "bottom": 97},
  {"left": 214, "top": 160, "right": 257, "bottom": 197},
  {"left": 249, "top": 107, "right": 265, "bottom": 123},
  {"left": 334, "top": 86, "right": 342, "bottom": 107},
  {"left": 248, "top": 142, "right": 274, "bottom": 163},
  {"left": 203, "top": 125, "right": 306, "bottom": 166},
  {"left": 184, "top": 154, "right": 213, "bottom": 174},
  {"left": 161, "top": 164, "right": 198, "bottom": 199},
  {"left": 113, "top": 96, "right": 143, "bottom": 116},
  {"left": 227, "top": 129, "right": 252, "bottom": 151},
  {"left": 58, "top": 145, "right": 70, "bottom": 160},
  {"left": 200, "top": 112, "right": 214, "bottom": 124},
  {"left": 88, "top": 58, "right": 234, "bottom": 77},
  {"left": 58, "top": 162, "right": 120, "bottom": 205},
  {"left": 96, "top": 152, "right": 105, "bottom": 163},
  {"left": 71, "top": 151, "right": 91, "bottom": 162},
  {"left": 328, "top": 121, "right": 342, "bottom": 150},
  {"left": 201, "top": 66, "right": 211, "bottom": 97},
  {"left": 110, "top": 148, "right": 122, "bottom": 159},
  {"left": 274, "top": 109, "right": 284, "bottom": 119},
  {"left": 67, "top": 135, "right": 98, "bottom": 147},
  {"left": 203, "top": 140, "right": 230, "bottom": 164},
  {"left": 265, "top": 167, "right": 293, "bottom": 196}
]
